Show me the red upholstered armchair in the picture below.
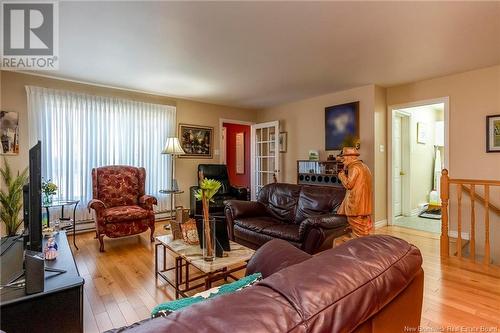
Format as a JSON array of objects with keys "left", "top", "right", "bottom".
[{"left": 88, "top": 165, "right": 157, "bottom": 252}]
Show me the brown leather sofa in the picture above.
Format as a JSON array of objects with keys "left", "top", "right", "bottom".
[
  {"left": 114, "top": 235, "right": 424, "bottom": 333},
  {"left": 225, "top": 183, "right": 349, "bottom": 254}
]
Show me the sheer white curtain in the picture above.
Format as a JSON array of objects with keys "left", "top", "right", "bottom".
[{"left": 26, "top": 86, "right": 175, "bottom": 221}]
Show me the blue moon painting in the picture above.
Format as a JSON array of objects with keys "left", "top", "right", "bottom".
[{"left": 325, "top": 102, "right": 359, "bottom": 150}]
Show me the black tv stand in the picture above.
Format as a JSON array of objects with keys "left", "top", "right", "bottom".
[
  {"left": 0, "top": 232, "right": 84, "bottom": 333},
  {"left": 45, "top": 267, "right": 67, "bottom": 274}
]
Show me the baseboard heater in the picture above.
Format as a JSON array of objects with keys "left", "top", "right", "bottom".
[{"left": 70, "top": 210, "right": 173, "bottom": 234}]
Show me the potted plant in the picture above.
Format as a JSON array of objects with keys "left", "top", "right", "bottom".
[
  {"left": 0, "top": 158, "right": 28, "bottom": 237},
  {"left": 194, "top": 173, "right": 221, "bottom": 261},
  {"left": 42, "top": 178, "right": 58, "bottom": 205},
  {"left": 341, "top": 135, "right": 360, "bottom": 150}
]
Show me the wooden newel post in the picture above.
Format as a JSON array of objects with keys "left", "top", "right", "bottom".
[{"left": 440, "top": 169, "right": 449, "bottom": 257}]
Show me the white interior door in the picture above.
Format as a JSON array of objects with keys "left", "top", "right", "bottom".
[
  {"left": 393, "top": 116, "right": 403, "bottom": 216},
  {"left": 251, "top": 121, "right": 280, "bottom": 200}
]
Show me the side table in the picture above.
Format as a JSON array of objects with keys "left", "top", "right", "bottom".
[
  {"left": 159, "top": 189, "right": 184, "bottom": 228},
  {"left": 43, "top": 199, "right": 80, "bottom": 250}
]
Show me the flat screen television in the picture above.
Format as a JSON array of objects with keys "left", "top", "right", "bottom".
[{"left": 23, "top": 141, "right": 42, "bottom": 252}]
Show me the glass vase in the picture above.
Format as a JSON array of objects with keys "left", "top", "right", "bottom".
[
  {"left": 43, "top": 193, "right": 53, "bottom": 205},
  {"left": 202, "top": 217, "right": 216, "bottom": 262}
]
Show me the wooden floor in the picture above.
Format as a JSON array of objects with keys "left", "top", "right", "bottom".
[{"left": 71, "top": 222, "right": 500, "bottom": 333}]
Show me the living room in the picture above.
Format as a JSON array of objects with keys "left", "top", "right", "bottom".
[{"left": 1, "top": 1, "right": 499, "bottom": 333}]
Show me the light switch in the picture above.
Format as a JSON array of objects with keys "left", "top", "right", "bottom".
[
  {"left": 379, "top": 145, "right": 385, "bottom": 152},
  {"left": 214, "top": 149, "right": 220, "bottom": 155}
]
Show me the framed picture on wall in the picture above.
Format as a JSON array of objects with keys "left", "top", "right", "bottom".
[
  {"left": 235, "top": 132, "right": 245, "bottom": 174},
  {"left": 486, "top": 114, "right": 500, "bottom": 153},
  {"left": 0, "top": 111, "right": 20, "bottom": 155},
  {"left": 325, "top": 102, "right": 359, "bottom": 150},
  {"left": 269, "top": 132, "right": 287, "bottom": 153},
  {"left": 417, "top": 122, "right": 428, "bottom": 144},
  {"left": 178, "top": 123, "right": 214, "bottom": 158}
]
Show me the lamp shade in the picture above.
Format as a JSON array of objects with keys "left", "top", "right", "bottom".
[{"left": 161, "top": 137, "right": 185, "bottom": 155}]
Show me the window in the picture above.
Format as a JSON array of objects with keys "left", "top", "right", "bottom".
[{"left": 26, "top": 86, "right": 175, "bottom": 220}]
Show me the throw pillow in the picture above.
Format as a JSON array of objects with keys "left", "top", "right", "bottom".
[{"left": 151, "top": 272, "right": 262, "bottom": 318}]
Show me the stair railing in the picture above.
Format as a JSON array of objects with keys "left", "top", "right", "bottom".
[{"left": 440, "top": 169, "right": 500, "bottom": 264}]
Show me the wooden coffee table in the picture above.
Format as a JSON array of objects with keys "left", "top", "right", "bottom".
[{"left": 155, "top": 235, "right": 255, "bottom": 299}]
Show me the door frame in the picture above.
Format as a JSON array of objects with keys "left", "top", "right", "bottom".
[
  {"left": 219, "top": 118, "right": 254, "bottom": 165},
  {"left": 393, "top": 110, "right": 412, "bottom": 218},
  {"left": 387, "top": 97, "right": 450, "bottom": 226},
  {"left": 250, "top": 120, "right": 280, "bottom": 200}
]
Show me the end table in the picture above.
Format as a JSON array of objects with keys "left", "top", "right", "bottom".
[{"left": 43, "top": 199, "right": 80, "bottom": 250}]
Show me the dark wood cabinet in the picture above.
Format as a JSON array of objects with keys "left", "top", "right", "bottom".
[{"left": 0, "top": 232, "right": 84, "bottom": 333}]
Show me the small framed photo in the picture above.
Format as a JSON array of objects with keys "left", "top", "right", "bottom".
[
  {"left": 178, "top": 123, "right": 214, "bottom": 158},
  {"left": 486, "top": 114, "right": 500, "bottom": 153},
  {"left": 417, "top": 122, "right": 428, "bottom": 144},
  {"left": 0, "top": 111, "right": 20, "bottom": 155},
  {"left": 270, "top": 132, "right": 287, "bottom": 153}
]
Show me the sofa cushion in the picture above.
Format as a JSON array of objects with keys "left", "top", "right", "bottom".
[
  {"left": 234, "top": 225, "right": 302, "bottom": 249},
  {"left": 234, "top": 216, "right": 281, "bottom": 232},
  {"left": 260, "top": 224, "right": 301, "bottom": 242},
  {"left": 257, "top": 183, "right": 301, "bottom": 223},
  {"left": 103, "top": 205, "right": 150, "bottom": 223},
  {"left": 246, "top": 239, "right": 313, "bottom": 278},
  {"left": 295, "top": 185, "right": 345, "bottom": 223}
]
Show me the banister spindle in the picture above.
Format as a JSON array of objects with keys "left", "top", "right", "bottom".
[
  {"left": 484, "top": 185, "right": 490, "bottom": 265},
  {"left": 456, "top": 184, "right": 462, "bottom": 258},
  {"left": 470, "top": 184, "right": 476, "bottom": 261},
  {"left": 440, "top": 169, "right": 449, "bottom": 257}
]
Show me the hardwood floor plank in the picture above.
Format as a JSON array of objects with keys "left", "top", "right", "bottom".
[
  {"left": 94, "top": 312, "right": 113, "bottom": 333},
  {"left": 117, "top": 301, "right": 141, "bottom": 326}
]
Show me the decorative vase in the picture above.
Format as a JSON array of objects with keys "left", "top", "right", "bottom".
[
  {"left": 43, "top": 193, "right": 53, "bottom": 205},
  {"left": 202, "top": 217, "right": 216, "bottom": 262}
]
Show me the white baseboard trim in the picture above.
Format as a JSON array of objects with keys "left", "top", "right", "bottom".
[
  {"left": 375, "top": 219, "right": 388, "bottom": 229},
  {"left": 409, "top": 208, "right": 420, "bottom": 217}
]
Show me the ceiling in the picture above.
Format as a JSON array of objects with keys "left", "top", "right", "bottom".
[{"left": 46, "top": 1, "right": 500, "bottom": 108}]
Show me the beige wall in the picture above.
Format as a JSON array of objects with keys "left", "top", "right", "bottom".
[
  {"left": 374, "top": 86, "right": 387, "bottom": 223},
  {"left": 257, "top": 84, "right": 387, "bottom": 222},
  {"left": 0, "top": 71, "right": 258, "bottom": 207},
  {"left": 387, "top": 65, "right": 500, "bottom": 180}
]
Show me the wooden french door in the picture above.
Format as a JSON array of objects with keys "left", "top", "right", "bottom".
[{"left": 250, "top": 121, "right": 280, "bottom": 200}]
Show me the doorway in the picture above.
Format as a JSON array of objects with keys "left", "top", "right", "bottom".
[
  {"left": 250, "top": 121, "right": 280, "bottom": 200},
  {"left": 388, "top": 98, "right": 449, "bottom": 234},
  {"left": 220, "top": 120, "right": 252, "bottom": 190}
]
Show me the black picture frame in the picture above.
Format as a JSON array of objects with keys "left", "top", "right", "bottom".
[
  {"left": 486, "top": 114, "right": 500, "bottom": 153},
  {"left": 178, "top": 123, "right": 214, "bottom": 158},
  {"left": 325, "top": 102, "right": 360, "bottom": 150}
]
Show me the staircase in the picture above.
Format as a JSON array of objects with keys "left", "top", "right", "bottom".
[{"left": 440, "top": 169, "right": 500, "bottom": 265}]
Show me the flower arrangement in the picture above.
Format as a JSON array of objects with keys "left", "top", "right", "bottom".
[
  {"left": 194, "top": 174, "right": 221, "bottom": 260},
  {"left": 42, "top": 178, "right": 58, "bottom": 204}
]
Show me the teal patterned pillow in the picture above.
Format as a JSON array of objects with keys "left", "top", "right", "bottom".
[{"left": 151, "top": 272, "right": 262, "bottom": 318}]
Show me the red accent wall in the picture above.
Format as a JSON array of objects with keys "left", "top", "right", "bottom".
[{"left": 223, "top": 123, "right": 250, "bottom": 188}]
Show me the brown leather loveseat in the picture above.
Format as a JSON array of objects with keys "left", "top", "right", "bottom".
[
  {"left": 225, "top": 183, "right": 349, "bottom": 254},
  {"left": 116, "top": 235, "right": 424, "bottom": 333}
]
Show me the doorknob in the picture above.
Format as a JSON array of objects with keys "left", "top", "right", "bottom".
[{"left": 400, "top": 171, "right": 406, "bottom": 176}]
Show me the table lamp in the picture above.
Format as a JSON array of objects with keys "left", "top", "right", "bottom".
[{"left": 162, "top": 137, "right": 185, "bottom": 191}]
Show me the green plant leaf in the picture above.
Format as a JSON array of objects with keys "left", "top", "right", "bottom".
[{"left": 0, "top": 158, "right": 28, "bottom": 236}]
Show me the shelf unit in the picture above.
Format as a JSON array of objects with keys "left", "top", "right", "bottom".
[{"left": 297, "top": 160, "right": 343, "bottom": 187}]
